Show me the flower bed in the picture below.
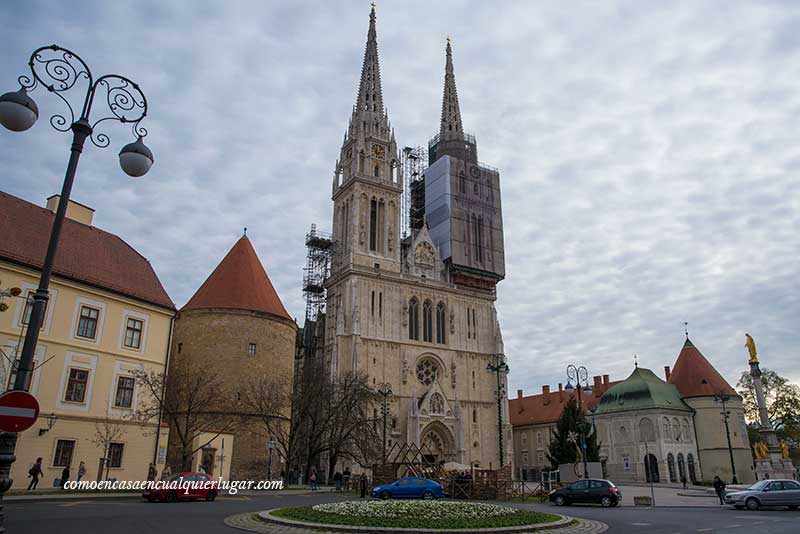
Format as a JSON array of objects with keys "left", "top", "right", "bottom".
[{"left": 270, "top": 500, "right": 561, "bottom": 530}]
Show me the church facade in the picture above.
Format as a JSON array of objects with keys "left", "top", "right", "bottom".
[{"left": 319, "top": 7, "right": 511, "bottom": 470}]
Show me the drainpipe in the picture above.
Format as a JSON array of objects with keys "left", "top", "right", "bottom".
[{"left": 152, "top": 314, "right": 175, "bottom": 465}]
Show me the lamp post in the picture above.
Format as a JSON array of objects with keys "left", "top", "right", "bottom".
[
  {"left": 640, "top": 435, "right": 656, "bottom": 505},
  {"left": 0, "top": 45, "right": 153, "bottom": 530},
  {"left": 486, "top": 353, "right": 510, "bottom": 468},
  {"left": 267, "top": 438, "right": 275, "bottom": 480},
  {"left": 376, "top": 383, "right": 393, "bottom": 463},
  {"left": 713, "top": 393, "right": 738, "bottom": 484},
  {"left": 564, "top": 364, "right": 593, "bottom": 479}
]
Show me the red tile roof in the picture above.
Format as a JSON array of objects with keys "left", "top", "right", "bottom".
[
  {"left": 182, "top": 236, "right": 291, "bottom": 321},
  {"left": 510, "top": 378, "right": 619, "bottom": 427},
  {"left": 668, "top": 338, "right": 737, "bottom": 398},
  {"left": 0, "top": 191, "right": 174, "bottom": 309}
]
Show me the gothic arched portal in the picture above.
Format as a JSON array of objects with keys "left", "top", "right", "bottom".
[{"left": 420, "top": 421, "right": 456, "bottom": 464}]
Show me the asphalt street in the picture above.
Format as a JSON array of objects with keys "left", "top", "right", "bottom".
[{"left": 3, "top": 491, "right": 798, "bottom": 534}]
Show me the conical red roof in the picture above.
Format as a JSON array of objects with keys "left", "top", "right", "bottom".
[
  {"left": 182, "top": 236, "right": 291, "bottom": 320},
  {"left": 668, "top": 338, "right": 736, "bottom": 398}
]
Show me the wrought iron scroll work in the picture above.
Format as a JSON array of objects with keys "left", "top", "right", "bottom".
[
  {"left": 89, "top": 75, "right": 147, "bottom": 148},
  {"left": 18, "top": 45, "right": 148, "bottom": 148}
]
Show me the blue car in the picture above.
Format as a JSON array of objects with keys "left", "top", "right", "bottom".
[{"left": 371, "top": 477, "right": 445, "bottom": 500}]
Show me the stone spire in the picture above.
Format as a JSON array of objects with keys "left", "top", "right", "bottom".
[
  {"left": 440, "top": 38, "right": 463, "bottom": 136},
  {"left": 352, "top": 4, "right": 386, "bottom": 129}
]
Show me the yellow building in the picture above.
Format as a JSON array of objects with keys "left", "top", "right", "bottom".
[{"left": 0, "top": 191, "right": 175, "bottom": 489}]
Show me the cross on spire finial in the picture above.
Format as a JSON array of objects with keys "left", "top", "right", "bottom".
[
  {"left": 684, "top": 321, "right": 689, "bottom": 338},
  {"left": 243, "top": 227, "right": 247, "bottom": 237},
  {"left": 634, "top": 354, "right": 638, "bottom": 368}
]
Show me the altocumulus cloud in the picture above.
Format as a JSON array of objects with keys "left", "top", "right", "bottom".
[{"left": 1, "top": 0, "right": 797, "bottom": 394}]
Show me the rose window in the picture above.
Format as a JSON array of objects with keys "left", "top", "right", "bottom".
[{"left": 416, "top": 359, "right": 439, "bottom": 386}]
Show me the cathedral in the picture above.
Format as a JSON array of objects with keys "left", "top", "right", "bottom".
[{"left": 313, "top": 6, "right": 511, "bottom": 470}]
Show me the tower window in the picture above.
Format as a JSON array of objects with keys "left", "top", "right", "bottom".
[
  {"left": 408, "top": 298, "right": 419, "bottom": 340},
  {"left": 374, "top": 165, "right": 380, "bottom": 178},
  {"left": 436, "top": 302, "right": 446, "bottom": 344},
  {"left": 248, "top": 343, "right": 256, "bottom": 356},
  {"left": 371, "top": 291, "right": 375, "bottom": 317},
  {"left": 379, "top": 292, "right": 383, "bottom": 318},
  {"left": 369, "top": 199, "right": 378, "bottom": 251},
  {"left": 423, "top": 300, "right": 433, "bottom": 343}
]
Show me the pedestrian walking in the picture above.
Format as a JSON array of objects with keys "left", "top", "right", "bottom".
[
  {"left": 27, "top": 457, "right": 43, "bottom": 491},
  {"left": 147, "top": 462, "right": 157, "bottom": 481},
  {"left": 680, "top": 474, "right": 687, "bottom": 489},
  {"left": 343, "top": 467, "right": 351, "bottom": 491},
  {"left": 60, "top": 464, "right": 71, "bottom": 489},
  {"left": 161, "top": 464, "right": 172, "bottom": 480},
  {"left": 333, "top": 470, "right": 343, "bottom": 492},
  {"left": 359, "top": 474, "right": 367, "bottom": 498},
  {"left": 310, "top": 469, "right": 318, "bottom": 491},
  {"left": 77, "top": 461, "right": 87, "bottom": 482},
  {"left": 713, "top": 475, "right": 726, "bottom": 505}
]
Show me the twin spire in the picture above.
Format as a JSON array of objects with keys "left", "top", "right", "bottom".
[{"left": 350, "top": 6, "right": 464, "bottom": 137}]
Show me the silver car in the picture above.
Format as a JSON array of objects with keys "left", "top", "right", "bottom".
[{"left": 724, "top": 479, "right": 800, "bottom": 510}]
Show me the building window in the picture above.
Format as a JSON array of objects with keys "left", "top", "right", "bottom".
[
  {"left": 114, "top": 376, "right": 135, "bottom": 408},
  {"left": 436, "top": 302, "right": 446, "bottom": 344},
  {"left": 466, "top": 308, "right": 471, "bottom": 339},
  {"left": 472, "top": 409, "right": 477, "bottom": 423},
  {"left": 76, "top": 305, "right": 100, "bottom": 339},
  {"left": 20, "top": 290, "right": 46, "bottom": 329},
  {"left": 537, "top": 432, "right": 543, "bottom": 445},
  {"left": 667, "top": 453, "right": 676, "bottom": 482},
  {"left": 6, "top": 359, "right": 35, "bottom": 392},
  {"left": 369, "top": 199, "right": 378, "bottom": 251},
  {"left": 123, "top": 317, "right": 143, "bottom": 349},
  {"left": 521, "top": 433, "right": 527, "bottom": 445},
  {"left": 408, "top": 298, "right": 419, "bottom": 340},
  {"left": 416, "top": 358, "right": 439, "bottom": 386},
  {"left": 64, "top": 368, "right": 89, "bottom": 402},
  {"left": 177, "top": 343, "right": 183, "bottom": 354},
  {"left": 379, "top": 292, "right": 383, "bottom": 318},
  {"left": 54, "top": 439, "right": 75, "bottom": 467},
  {"left": 108, "top": 442, "right": 124, "bottom": 468},
  {"left": 522, "top": 452, "right": 529, "bottom": 465},
  {"left": 687, "top": 453, "right": 697, "bottom": 483},
  {"left": 422, "top": 300, "right": 433, "bottom": 342},
  {"left": 471, "top": 308, "right": 477, "bottom": 339},
  {"left": 248, "top": 343, "right": 257, "bottom": 356},
  {"left": 371, "top": 291, "right": 375, "bottom": 316}
]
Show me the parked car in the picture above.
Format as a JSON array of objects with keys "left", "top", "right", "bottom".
[
  {"left": 724, "top": 479, "right": 800, "bottom": 510},
  {"left": 371, "top": 477, "right": 445, "bottom": 500},
  {"left": 549, "top": 479, "right": 621, "bottom": 507},
  {"left": 143, "top": 472, "right": 218, "bottom": 503}
]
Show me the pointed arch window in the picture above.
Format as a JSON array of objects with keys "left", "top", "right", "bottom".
[
  {"left": 677, "top": 453, "right": 686, "bottom": 482},
  {"left": 687, "top": 454, "right": 697, "bottom": 483},
  {"left": 374, "top": 165, "right": 380, "bottom": 178},
  {"left": 422, "top": 300, "right": 433, "bottom": 342},
  {"left": 436, "top": 302, "right": 446, "bottom": 344},
  {"left": 667, "top": 453, "right": 676, "bottom": 482},
  {"left": 408, "top": 298, "right": 419, "bottom": 340},
  {"left": 369, "top": 199, "right": 378, "bottom": 251}
]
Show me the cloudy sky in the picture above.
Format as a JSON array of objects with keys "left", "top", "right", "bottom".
[{"left": 2, "top": 0, "right": 798, "bottom": 396}]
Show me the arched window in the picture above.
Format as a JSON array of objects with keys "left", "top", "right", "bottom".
[
  {"left": 667, "top": 453, "right": 676, "bottom": 482},
  {"left": 374, "top": 164, "right": 380, "bottom": 178},
  {"left": 472, "top": 409, "right": 477, "bottom": 423},
  {"left": 663, "top": 418, "right": 671, "bottom": 440},
  {"left": 408, "top": 298, "right": 419, "bottom": 340},
  {"left": 359, "top": 150, "right": 365, "bottom": 173},
  {"left": 672, "top": 418, "right": 681, "bottom": 440},
  {"left": 687, "top": 454, "right": 697, "bottom": 483},
  {"left": 369, "top": 199, "right": 377, "bottom": 251},
  {"left": 436, "top": 302, "right": 446, "bottom": 344},
  {"left": 639, "top": 417, "right": 655, "bottom": 442},
  {"left": 677, "top": 453, "right": 686, "bottom": 482},
  {"left": 422, "top": 300, "right": 433, "bottom": 342},
  {"left": 416, "top": 358, "right": 439, "bottom": 386},
  {"left": 429, "top": 392, "right": 444, "bottom": 414}
]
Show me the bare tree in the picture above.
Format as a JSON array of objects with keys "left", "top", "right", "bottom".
[
  {"left": 133, "top": 354, "right": 242, "bottom": 471},
  {"left": 92, "top": 410, "right": 126, "bottom": 481},
  {"left": 239, "top": 371, "right": 292, "bottom": 464}
]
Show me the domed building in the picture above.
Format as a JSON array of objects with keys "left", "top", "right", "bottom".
[
  {"left": 594, "top": 366, "right": 699, "bottom": 484},
  {"left": 166, "top": 235, "right": 296, "bottom": 479}
]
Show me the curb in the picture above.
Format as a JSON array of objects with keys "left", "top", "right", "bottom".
[
  {"left": 4, "top": 492, "right": 143, "bottom": 502},
  {"left": 258, "top": 508, "right": 574, "bottom": 534}
]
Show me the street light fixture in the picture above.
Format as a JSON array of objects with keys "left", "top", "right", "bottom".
[
  {"left": 267, "top": 438, "right": 276, "bottom": 480},
  {"left": 0, "top": 45, "right": 153, "bottom": 530},
  {"left": 486, "top": 353, "right": 510, "bottom": 468},
  {"left": 376, "top": 383, "right": 393, "bottom": 463},
  {"left": 713, "top": 393, "right": 738, "bottom": 484},
  {"left": 566, "top": 364, "right": 591, "bottom": 479}
]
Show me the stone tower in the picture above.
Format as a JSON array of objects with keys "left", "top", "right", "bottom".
[
  {"left": 323, "top": 7, "right": 511, "bottom": 472},
  {"left": 168, "top": 236, "right": 296, "bottom": 479}
]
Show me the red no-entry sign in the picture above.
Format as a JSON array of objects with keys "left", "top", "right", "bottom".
[{"left": 0, "top": 390, "right": 40, "bottom": 432}]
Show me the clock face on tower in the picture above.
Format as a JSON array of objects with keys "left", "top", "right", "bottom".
[{"left": 372, "top": 143, "right": 386, "bottom": 159}]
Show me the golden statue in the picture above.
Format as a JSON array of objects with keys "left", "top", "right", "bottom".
[
  {"left": 745, "top": 333, "right": 758, "bottom": 364},
  {"left": 780, "top": 441, "right": 790, "bottom": 459},
  {"left": 753, "top": 441, "right": 769, "bottom": 460}
]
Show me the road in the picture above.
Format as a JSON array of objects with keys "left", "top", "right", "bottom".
[{"left": 3, "top": 491, "right": 798, "bottom": 533}]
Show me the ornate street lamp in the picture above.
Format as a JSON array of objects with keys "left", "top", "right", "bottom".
[
  {"left": 565, "top": 364, "right": 592, "bottom": 479},
  {"left": 713, "top": 393, "right": 738, "bottom": 484},
  {"left": 267, "top": 438, "right": 276, "bottom": 480},
  {"left": 0, "top": 45, "right": 153, "bottom": 530},
  {"left": 376, "top": 383, "right": 393, "bottom": 463},
  {"left": 486, "top": 353, "right": 510, "bottom": 468}
]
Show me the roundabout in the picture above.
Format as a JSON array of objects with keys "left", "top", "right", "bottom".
[{"left": 224, "top": 499, "right": 609, "bottom": 534}]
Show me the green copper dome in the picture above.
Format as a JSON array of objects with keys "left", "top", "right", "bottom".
[{"left": 596, "top": 367, "right": 692, "bottom": 414}]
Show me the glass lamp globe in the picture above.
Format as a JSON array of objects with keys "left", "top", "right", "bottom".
[
  {"left": 0, "top": 88, "right": 39, "bottom": 132},
  {"left": 119, "top": 136, "right": 154, "bottom": 177}
]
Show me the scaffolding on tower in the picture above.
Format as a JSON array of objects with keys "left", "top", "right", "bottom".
[
  {"left": 400, "top": 145, "right": 427, "bottom": 237},
  {"left": 303, "top": 224, "right": 333, "bottom": 321}
]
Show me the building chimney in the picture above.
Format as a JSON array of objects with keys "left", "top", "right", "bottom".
[
  {"left": 593, "top": 375, "right": 602, "bottom": 392},
  {"left": 517, "top": 389, "right": 523, "bottom": 400},
  {"left": 602, "top": 374, "right": 609, "bottom": 385},
  {"left": 558, "top": 382, "right": 564, "bottom": 402},
  {"left": 664, "top": 366, "right": 671, "bottom": 381},
  {"left": 46, "top": 195, "right": 94, "bottom": 226},
  {"left": 542, "top": 385, "right": 550, "bottom": 395}
]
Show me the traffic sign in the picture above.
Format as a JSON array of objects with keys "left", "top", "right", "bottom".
[{"left": 0, "top": 390, "right": 40, "bottom": 432}]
